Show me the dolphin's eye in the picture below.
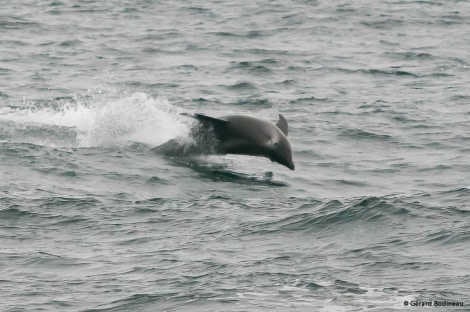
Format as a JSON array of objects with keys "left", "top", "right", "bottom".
[{"left": 273, "top": 142, "right": 279, "bottom": 147}]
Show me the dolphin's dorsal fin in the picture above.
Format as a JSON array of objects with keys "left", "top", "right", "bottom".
[
  {"left": 181, "top": 113, "right": 228, "bottom": 125},
  {"left": 181, "top": 113, "right": 229, "bottom": 135},
  {"left": 193, "top": 114, "right": 228, "bottom": 128},
  {"left": 276, "top": 114, "right": 288, "bottom": 136}
]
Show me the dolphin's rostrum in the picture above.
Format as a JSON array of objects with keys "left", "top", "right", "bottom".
[{"left": 182, "top": 113, "right": 295, "bottom": 170}]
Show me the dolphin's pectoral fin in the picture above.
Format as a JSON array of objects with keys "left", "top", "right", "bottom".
[{"left": 276, "top": 114, "right": 288, "bottom": 136}]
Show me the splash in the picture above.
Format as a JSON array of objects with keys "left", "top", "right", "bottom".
[
  {"left": 82, "top": 93, "right": 189, "bottom": 147},
  {"left": 0, "top": 93, "right": 189, "bottom": 148}
]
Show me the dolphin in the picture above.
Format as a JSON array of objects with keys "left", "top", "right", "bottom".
[{"left": 182, "top": 113, "right": 295, "bottom": 170}]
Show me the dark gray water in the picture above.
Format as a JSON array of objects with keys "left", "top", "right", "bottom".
[{"left": 1, "top": 1, "right": 469, "bottom": 311}]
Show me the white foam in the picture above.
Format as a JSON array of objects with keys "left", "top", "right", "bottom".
[
  {"left": 81, "top": 93, "right": 189, "bottom": 147},
  {"left": 0, "top": 93, "right": 190, "bottom": 148},
  {"left": 0, "top": 101, "right": 96, "bottom": 133}
]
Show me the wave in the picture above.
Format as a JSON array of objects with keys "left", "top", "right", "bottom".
[{"left": 237, "top": 196, "right": 418, "bottom": 236}]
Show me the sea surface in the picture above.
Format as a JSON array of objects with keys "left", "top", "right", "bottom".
[{"left": 1, "top": 1, "right": 469, "bottom": 311}]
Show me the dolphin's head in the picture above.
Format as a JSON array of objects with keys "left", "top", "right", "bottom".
[{"left": 269, "top": 136, "right": 295, "bottom": 170}]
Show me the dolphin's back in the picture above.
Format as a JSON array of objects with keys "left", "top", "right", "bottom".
[
  {"left": 223, "top": 115, "right": 276, "bottom": 141},
  {"left": 194, "top": 115, "right": 277, "bottom": 154},
  {"left": 221, "top": 116, "right": 276, "bottom": 155}
]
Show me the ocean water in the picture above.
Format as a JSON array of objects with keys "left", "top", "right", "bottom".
[{"left": 1, "top": 0, "right": 469, "bottom": 311}]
